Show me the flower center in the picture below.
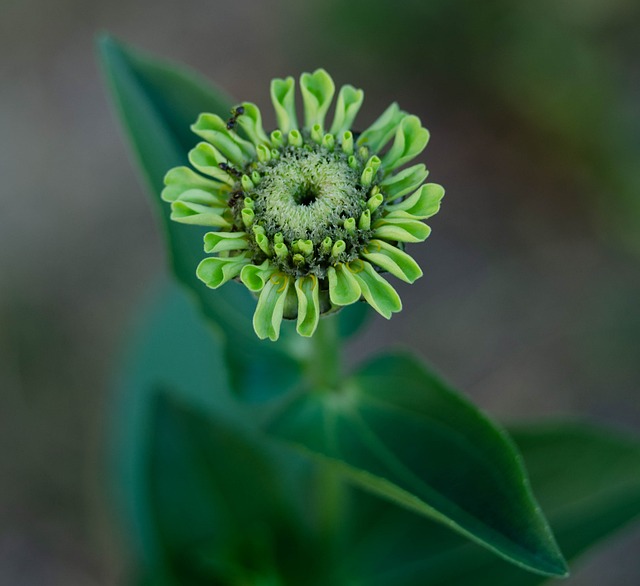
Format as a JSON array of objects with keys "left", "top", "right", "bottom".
[
  {"left": 253, "top": 147, "right": 363, "bottom": 242},
  {"left": 293, "top": 186, "right": 318, "bottom": 207},
  {"left": 236, "top": 144, "right": 378, "bottom": 278}
]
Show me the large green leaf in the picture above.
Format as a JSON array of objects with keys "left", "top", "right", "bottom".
[
  {"left": 112, "top": 283, "right": 338, "bottom": 585},
  {"left": 98, "top": 35, "right": 302, "bottom": 400},
  {"left": 146, "top": 391, "right": 320, "bottom": 585},
  {"left": 345, "top": 421, "right": 640, "bottom": 585},
  {"left": 268, "top": 352, "right": 568, "bottom": 577},
  {"left": 112, "top": 283, "right": 234, "bottom": 573},
  {"left": 338, "top": 302, "right": 372, "bottom": 340}
]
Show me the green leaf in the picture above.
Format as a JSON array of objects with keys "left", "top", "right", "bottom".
[
  {"left": 267, "top": 352, "right": 568, "bottom": 577},
  {"left": 112, "top": 283, "right": 234, "bottom": 575},
  {"left": 513, "top": 422, "right": 640, "bottom": 564},
  {"left": 346, "top": 421, "right": 640, "bottom": 586},
  {"left": 147, "top": 390, "right": 302, "bottom": 584},
  {"left": 97, "top": 34, "right": 302, "bottom": 400},
  {"left": 114, "top": 283, "right": 344, "bottom": 585},
  {"left": 337, "top": 302, "right": 371, "bottom": 339}
]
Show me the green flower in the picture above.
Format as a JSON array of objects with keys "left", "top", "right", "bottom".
[{"left": 162, "top": 69, "right": 444, "bottom": 341}]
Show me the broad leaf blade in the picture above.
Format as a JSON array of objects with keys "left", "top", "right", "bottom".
[
  {"left": 147, "top": 391, "right": 304, "bottom": 584},
  {"left": 112, "top": 283, "right": 233, "bottom": 573},
  {"left": 511, "top": 423, "right": 640, "bottom": 578},
  {"left": 268, "top": 352, "right": 567, "bottom": 577},
  {"left": 112, "top": 284, "right": 325, "bottom": 584},
  {"left": 347, "top": 422, "right": 640, "bottom": 586},
  {"left": 338, "top": 302, "right": 372, "bottom": 339},
  {"left": 98, "top": 35, "right": 301, "bottom": 400}
]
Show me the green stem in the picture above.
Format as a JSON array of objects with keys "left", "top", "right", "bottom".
[
  {"left": 314, "top": 458, "right": 345, "bottom": 549},
  {"left": 306, "top": 314, "right": 342, "bottom": 391},
  {"left": 306, "top": 314, "right": 347, "bottom": 555}
]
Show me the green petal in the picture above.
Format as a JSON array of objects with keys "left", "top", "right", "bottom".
[
  {"left": 385, "top": 182, "right": 445, "bottom": 219},
  {"left": 362, "top": 239, "right": 423, "bottom": 283},
  {"left": 347, "top": 260, "right": 402, "bottom": 318},
  {"left": 270, "top": 76, "right": 298, "bottom": 134},
  {"left": 188, "top": 142, "right": 237, "bottom": 185},
  {"left": 170, "top": 201, "right": 230, "bottom": 227},
  {"left": 300, "top": 69, "right": 335, "bottom": 132},
  {"left": 240, "top": 261, "right": 275, "bottom": 292},
  {"left": 327, "top": 263, "right": 362, "bottom": 306},
  {"left": 374, "top": 214, "right": 432, "bottom": 242},
  {"left": 196, "top": 255, "right": 250, "bottom": 288},
  {"left": 161, "top": 166, "right": 223, "bottom": 202},
  {"left": 329, "top": 84, "right": 364, "bottom": 136},
  {"left": 171, "top": 187, "right": 227, "bottom": 208},
  {"left": 381, "top": 115, "right": 430, "bottom": 172},
  {"left": 236, "top": 102, "right": 270, "bottom": 147},
  {"left": 380, "top": 163, "right": 429, "bottom": 201},
  {"left": 191, "top": 113, "right": 253, "bottom": 166},
  {"left": 294, "top": 276, "right": 320, "bottom": 337},
  {"left": 253, "top": 273, "right": 291, "bottom": 341},
  {"left": 356, "top": 102, "right": 407, "bottom": 154},
  {"left": 203, "top": 231, "right": 249, "bottom": 254}
]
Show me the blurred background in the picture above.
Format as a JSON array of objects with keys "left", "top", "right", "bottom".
[{"left": 1, "top": 0, "right": 639, "bottom": 583}]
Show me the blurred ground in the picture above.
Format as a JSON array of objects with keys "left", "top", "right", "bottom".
[{"left": 0, "top": 0, "right": 639, "bottom": 584}]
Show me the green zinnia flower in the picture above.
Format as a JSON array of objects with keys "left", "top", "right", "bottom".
[{"left": 162, "top": 69, "right": 444, "bottom": 341}]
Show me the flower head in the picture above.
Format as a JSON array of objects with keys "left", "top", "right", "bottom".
[{"left": 162, "top": 69, "right": 444, "bottom": 341}]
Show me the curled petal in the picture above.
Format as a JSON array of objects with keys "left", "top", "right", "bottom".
[
  {"left": 203, "top": 231, "right": 249, "bottom": 254},
  {"left": 270, "top": 76, "right": 298, "bottom": 134},
  {"left": 356, "top": 102, "right": 406, "bottom": 154},
  {"left": 173, "top": 188, "right": 227, "bottom": 208},
  {"left": 240, "top": 261, "right": 276, "bottom": 292},
  {"left": 161, "top": 166, "right": 224, "bottom": 202},
  {"left": 196, "top": 255, "right": 251, "bottom": 288},
  {"left": 373, "top": 215, "right": 432, "bottom": 243},
  {"left": 189, "top": 142, "right": 237, "bottom": 185},
  {"left": 381, "top": 116, "right": 430, "bottom": 172},
  {"left": 295, "top": 276, "right": 320, "bottom": 337},
  {"left": 362, "top": 239, "right": 423, "bottom": 283},
  {"left": 347, "top": 260, "right": 402, "bottom": 319},
  {"left": 170, "top": 201, "right": 231, "bottom": 227},
  {"left": 380, "top": 164, "right": 429, "bottom": 201},
  {"left": 191, "top": 113, "right": 254, "bottom": 165},
  {"left": 385, "top": 183, "right": 445, "bottom": 219},
  {"left": 327, "top": 263, "right": 362, "bottom": 306},
  {"left": 236, "top": 102, "right": 270, "bottom": 147},
  {"left": 170, "top": 185, "right": 228, "bottom": 225},
  {"left": 300, "top": 69, "right": 335, "bottom": 132},
  {"left": 253, "top": 273, "right": 291, "bottom": 341},
  {"left": 330, "top": 84, "right": 364, "bottom": 136}
]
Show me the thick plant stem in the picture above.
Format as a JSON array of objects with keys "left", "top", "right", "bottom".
[
  {"left": 314, "top": 458, "right": 346, "bottom": 553},
  {"left": 307, "top": 314, "right": 342, "bottom": 391},
  {"left": 306, "top": 314, "right": 347, "bottom": 552}
]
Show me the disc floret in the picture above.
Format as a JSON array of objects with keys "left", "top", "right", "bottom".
[{"left": 162, "top": 69, "right": 444, "bottom": 341}]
